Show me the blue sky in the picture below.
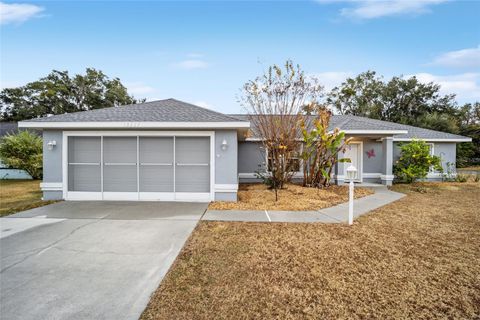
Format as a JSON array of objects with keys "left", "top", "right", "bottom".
[{"left": 1, "top": 0, "right": 479, "bottom": 113}]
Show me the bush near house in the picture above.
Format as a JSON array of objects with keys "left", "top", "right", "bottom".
[
  {"left": 394, "top": 139, "right": 442, "bottom": 183},
  {"left": 0, "top": 131, "right": 43, "bottom": 179}
]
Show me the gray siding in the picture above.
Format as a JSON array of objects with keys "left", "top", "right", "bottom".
[
  {"left": 43, "top": 130, "right": 63, "bottom": 184},
  {"left": 238, "top": 141, "right": 265, "bottom": 173},
  {"left": 214, "top": 130, "right": 238, "bottom": 185},
  {"left": 433, "top": 143, "right": 456, "bottom": 170},
  {"left": 394, "top": 142, "right": 456, "bottom": 172}
]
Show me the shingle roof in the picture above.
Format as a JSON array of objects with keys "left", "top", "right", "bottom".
[
  {"left": 230, "top": 114, "right": 471, "bottom": 141},
  {"left": 25, "top": 99, "right": 245, "bottom": 123}
]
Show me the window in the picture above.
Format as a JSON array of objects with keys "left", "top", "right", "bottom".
[{"left": 266, "top": 145, "right": 302, "bottom": 173}]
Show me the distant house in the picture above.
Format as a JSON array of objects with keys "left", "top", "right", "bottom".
[
  {"left": 0, "top": 122, "right": 34, "bottom": 180},
  {"left": 18, "top": 99, "right": 471, "bottom": 201}
]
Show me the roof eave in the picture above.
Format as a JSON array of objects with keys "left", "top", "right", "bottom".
[
  {"left": 18, "top": 121, "right": 251, "bottom": 130},
  {"left": 393, "top": 137, "right": 472, "bottom": 142},
  {"left": 341, "top": 130, "right": 409, "bottom": 135}
]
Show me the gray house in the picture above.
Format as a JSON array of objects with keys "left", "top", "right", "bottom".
[{"left": 18, "top": 99, "right": 471, "bottom": 202}]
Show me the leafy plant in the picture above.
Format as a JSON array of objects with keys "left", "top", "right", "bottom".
[
  {"left": 301, "top": 110, "right": 352, "bottom": 187},
  {"left": 0, "top": 131, "right": 43, "bottom": 179},
  {"left": 442, "top": 162, "right": 457, "bottom": 182},
  {"left": 394, "top": 139, "right": 443, "bottom": 183},
  {"left": 455, "top": 174, "right": 468, "bottom": 183}
]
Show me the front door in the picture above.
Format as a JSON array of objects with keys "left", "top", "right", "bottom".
[{"left": 344, "top": 143, "right": 362, "bottom": 182}]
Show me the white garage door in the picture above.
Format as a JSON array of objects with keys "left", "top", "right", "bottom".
[{"left": 66, "top": 134, "right": 212, "bottom": 201}]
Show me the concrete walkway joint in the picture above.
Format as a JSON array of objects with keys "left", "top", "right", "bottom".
[{"left": 203, "top": 186, "right": 406, "bottom": 223}]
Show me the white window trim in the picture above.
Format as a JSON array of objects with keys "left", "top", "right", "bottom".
[
  {"left": 62, "top": 130, "right": 215, "bottom": 202},
  {"left": 265, "top": 145, "right": 303, "bottom": 175}
]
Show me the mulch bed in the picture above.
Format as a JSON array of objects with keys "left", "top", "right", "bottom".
[
  {"left": 142, "top": 182, "right": 480, "bottom": 319},
  {"left": 209, "top": 183, "right": 374, "bottom": 211}
]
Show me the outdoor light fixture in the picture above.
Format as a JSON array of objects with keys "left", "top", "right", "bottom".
[
  {"left": 346, "top": 164, "right": 357, "bottom": 225},
  {"left": 47, "top": 140, "right": 57, "bottom": 151},
  {"left": 221, "top": 139, "right": 228, "bottom": 151}
]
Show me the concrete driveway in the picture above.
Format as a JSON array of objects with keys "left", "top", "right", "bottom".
[{"left": 0, "top": 201, "right": 207, "bottom": 320}]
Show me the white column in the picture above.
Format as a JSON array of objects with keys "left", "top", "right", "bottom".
[{"left": 381, "top": 137, "right": 394, "bottom": 186}]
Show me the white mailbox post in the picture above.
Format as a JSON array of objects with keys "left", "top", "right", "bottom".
[{"left": 346, "top": 165, "right": 357, "bottom": 225}]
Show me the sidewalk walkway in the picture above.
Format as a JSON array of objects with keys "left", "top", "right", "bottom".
[{"left": 202, "top": 186, "right": 405, "bottom": 223}]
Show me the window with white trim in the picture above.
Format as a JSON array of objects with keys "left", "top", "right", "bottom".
[{"left": 266, "top": 145, "right": 302, "bottom": 173}]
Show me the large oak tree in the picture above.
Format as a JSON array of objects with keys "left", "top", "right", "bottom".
[{"left": 1, "top": 68, "right": 144, "bottom": 121}]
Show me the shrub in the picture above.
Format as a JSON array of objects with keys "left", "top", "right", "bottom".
[
  {"left": 475, "top": 174, "right": 480, "bottom": 183},
  {"left": 442, "top": 162, "right": 456, "bottom": 182},
  {"left": 394, "top": 139, "right": 442, "bottom": 183},
  {"left": 301, "top": 109, "right": 352, "bottom": 188},
  {"left": 0, "top": 131, "right": 43, "bottom": 179},
  {"left": 455, "top": 174, "right": 468, "bottom": 183}
]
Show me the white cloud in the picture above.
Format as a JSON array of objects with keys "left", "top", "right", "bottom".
[
  {"left": 407, "top": 72, "right": 480, "bottom": 102},
  {"left": 174, "top": 59, "right": 209, "bottom": 70},
  {"left": 186, "top": 53, "right": 204, "bottom": 58},
  {"left": 317, "top": 0, "right": 447, "bottom": 19},
  {"left": 125, "top": 82, "right": 156, "bottom": 96},
  {"left": 430, "top": 45, "right": 480, "bottom": 68},
  {"left": 312, "top": 71, "right": 353, "bottom": 91},
  {"left": 0, "top": 2, "right": 44, "bottom": 25}
]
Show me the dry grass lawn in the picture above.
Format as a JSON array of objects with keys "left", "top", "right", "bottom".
[
  {"left": 142, "top": 182, "right": 480, "bottom": 320},
  {"left": 0, "top": 180, "right": 58, "bottom": 217},
  {"left": 209, "top": 183, "right": 374, "bottom": 211}
]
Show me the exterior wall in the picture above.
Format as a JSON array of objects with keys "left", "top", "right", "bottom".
[
  {"left": 42, "top": 129, "right": 239, "bottom": 201},
  {"left": 394, "top": 141, "right": 457, "bottom": 181},
  {"left": 238, "top": 141, "right": 266, "bottom": 183},
  {"left": 214, "top": 130, "right": 238, "bottom": 201},
  {"left": 42, "top": 130, "right": 63, "bottom": 200},
  {"left": 238, "top": 141, "right": 265, "bottom": 174}
]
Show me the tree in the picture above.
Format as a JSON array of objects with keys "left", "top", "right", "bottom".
[
  {"left": 327, "top": 71, "right": 384, "bottom": 119},
  {"left": 0, "top": 131, "right": 43, "bottom": 179},
  {"left": 240, "top": 60, "right": 323, "bottom": 200},
  {"left": 394, "top": 140, "right": 442, "bottom": 183},
  {"left": 327, "top": 71, "right": 458, "bottom": 129},
  {"left": 301, "top": 109, "right": 352, "bottom": 187},
  {"left": 456, "top": 102, "right": 480, "bottom": 166},
  {"left": 1, "top": 68, "right": 144, "bottom": 121}
]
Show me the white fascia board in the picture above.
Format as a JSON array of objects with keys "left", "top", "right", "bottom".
[
  {"left": 393, "top": 137, "right": 472, "bottom": 142},
  {"left": 18, "top": 121, "right": 250, "bottom": 129},
  {"left": 342, "top": 130, "right": 409, "bottom": 135}
]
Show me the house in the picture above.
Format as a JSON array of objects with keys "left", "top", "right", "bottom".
[{"left": 18, "top": 99, "right": 472, "bottom": 202}]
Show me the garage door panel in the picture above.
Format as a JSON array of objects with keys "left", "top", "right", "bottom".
[
  {"left": 139, "top": 137, "right": 173, "bottom": 164},
  {"left": 68, "top": 165, "right": 101, "bottom": 192},
  {"left": 175, "top": 137, "right": 210, "bottom": 163},
  {"left": 68, "top": 137, "right": 101, "bottom": 163},
  {"left": 67, "top": 137, "right": 101, "bottom": 192},
  {"left": 103, "top": 165, "right": 137, "bottom": 192},
  {"left": 175, "top": 165, "right": 210, "bottom": 192},
  {"left": 103, "top": 137, "right": 137, "bottom": 163},
  {"left": 139, "top": 166, "right": 174, "bottom": 192}
]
